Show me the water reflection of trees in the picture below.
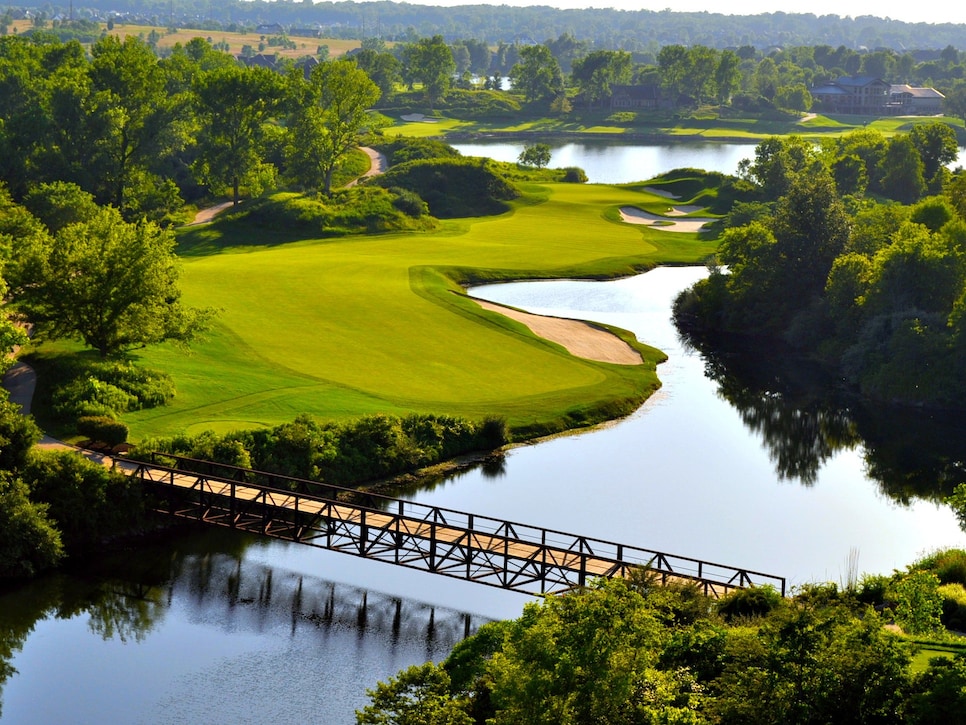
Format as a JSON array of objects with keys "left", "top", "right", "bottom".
[
  {"left": 1, "top": 529, "right": 485, "bottom": 716},
  {"left": 687, "top": 333, "right": 966, "bottom": 502}
]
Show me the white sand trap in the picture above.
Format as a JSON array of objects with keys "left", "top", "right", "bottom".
[
  {"left": 473, "top": 299, "right": 642, "bottom": 365},
  {"left": 619, "top": 207, "right": 713, "bottom": 232},
  {"left": 400, "top": 113, "right": 438, "bottom": 123}
]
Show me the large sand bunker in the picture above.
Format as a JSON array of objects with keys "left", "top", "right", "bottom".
[
  {"left": 473, "top": 299, "right": 642, "bottom": 365},
  {"left": 619, "top": 207, "right": 713, "bottom": 232}
]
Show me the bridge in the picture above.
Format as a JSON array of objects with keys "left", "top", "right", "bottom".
[{"left": 130, "top": 453, "right": 786, "bottom": 599}]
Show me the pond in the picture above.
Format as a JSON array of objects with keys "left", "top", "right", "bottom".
[{"left": 451, "top": 139, "right": 966, "bottom": 185}]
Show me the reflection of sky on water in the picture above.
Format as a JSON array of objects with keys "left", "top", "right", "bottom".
[
  {"left": 451, "top": 141, "right": 755, "bottom": 183},
  {"left": 4, "top": 543, "right": 499, "bottom": 725}
]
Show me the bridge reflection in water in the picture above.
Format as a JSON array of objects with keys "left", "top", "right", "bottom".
[{"left": 132, "top": 454, "right": 786, "bottom": 598}]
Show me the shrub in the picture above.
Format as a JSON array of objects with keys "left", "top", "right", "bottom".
[
  {"left": 76, "top": 415, "right": 129, "bottom": 447},
  {"left": 375, "top": 158, "right": 519, "bottom": 218},
  {"left": 23, "top": 450, "right": 143, "bottom": 553},
  {"left": 856, "top": 573, "right": 892, "bottom": 606},
  {"left": 562, "top": 166, "right": 588, "bottom": 183},
  {"left": 49, "top": 360, "right": 175, "bottom": 420},
  {"left": 716, "top": 584, "right": 783, "bottom": 621},
  {"left": 938, "top": 583, "right": 966, "bottom": 631}
]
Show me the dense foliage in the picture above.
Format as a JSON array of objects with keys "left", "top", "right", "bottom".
[
  {"left": 674, "top": 124, "right": 966, "bottom": 409},
  {"left": 22, "top": 1, "right": 966, "bottom": 54},
  {"left": 374, "top": 158, "right": 520, "bottom": 218},
  {"left": 137, "top": 413, "right": 509, "bottom": 487},
  {"left": 358, "top": 573, "right": 966, "bottom": 724}
]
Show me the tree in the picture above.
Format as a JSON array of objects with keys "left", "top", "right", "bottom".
[
  {"left": 86, "top": 35, "right": 185, "bottom": 214},
  {"left": 352, "top": 48, "right": 401, "bottom": 101},
  {"left": 570, "top": 50, "right": 631, "bottom": 107},
  {"left": 356, "top": 662, "right": 472, "bottom": 725},
  {"left": 0, "top": 473, "right": 63, "bottom": 579},
  {"left": 715, "top": 50, "right": 742, "bottom": 104},
  {"left": 879, "top": 135, "right": 926, "bottom": 204},
  {"left": 509, "top": 44, "right": 563, "bottom": 104},
  {"left": 518, "top": 143, "right": 551, "bottom": 169},
  {"left": 401, "top": 35, "right": 455, "bottom": 107},
  {"left": 909, "top": 122, "right": 959, "bottom": 192},
  {"left": 194, "top": 64, "right": 284, "bottom": 205},
  {"left": 287, "top": 59, "right": 380, "bottom": 196},
  {"left": 14, "top": 205, "right": 213, "bottom": 358}
]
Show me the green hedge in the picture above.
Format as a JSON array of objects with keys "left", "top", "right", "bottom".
[{"left": 137, "top": 413, "right": 508, "bottom": 487}]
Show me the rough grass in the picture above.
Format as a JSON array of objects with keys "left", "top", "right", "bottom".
[{"left": 100, "top": 181, "right": 717, "bottom": 441}]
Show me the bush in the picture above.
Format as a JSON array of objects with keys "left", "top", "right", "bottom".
[
  {"left": 48, "top": 360, "right": 175, "bottom": 420},
  {"left": 23, "top": 450, "right": 143, "bottom": 553},
  {"left": 562, "top": 166, "right": 588, "bottom": 183},
  {"left": 76, "top": 415, "right": 129, "bottom": 447},
  {"left": 913, "top": 549, "right": 966, "bottom": 586},
  {"left": 716, "top": 584, "right": 783, "bottom": 621},
  {"left": 140, "top": 413, "right": 508, "bottom": 487},
  {"left": 938, "top": 583, "right": 966, "bottom": 631}
]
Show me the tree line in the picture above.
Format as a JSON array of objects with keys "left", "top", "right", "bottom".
[
  {"left": 356, "top": 567, "right": 966, "bottom": 724},
  {"left": 674, "top": 122, "right": 966, "bottom": 411},
  {"left": 16, "top": 0, "right": 966, "bottom": 53}
]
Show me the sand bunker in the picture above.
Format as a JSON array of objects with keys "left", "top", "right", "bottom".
[
  {"left": 474, "top": 299, "right": 642, "bottom": 365},
  {"left": 619, "top": 207, "right": 713, "bottom": 232},
  {"left": 400, "top": 113, "right": 438, "bottom": 123}
]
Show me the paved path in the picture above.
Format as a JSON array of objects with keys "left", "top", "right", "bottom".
[{"left": 345, "top": 146, "right": 388, "bottom": 188}]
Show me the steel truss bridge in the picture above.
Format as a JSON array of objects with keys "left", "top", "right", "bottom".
[{"left": 130, "top": 453, "right": 786, "bottom": 598}]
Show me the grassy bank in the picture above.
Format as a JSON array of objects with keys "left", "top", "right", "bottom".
[{"left": 104, "top": 181, "right": 716, "bottom": 441}]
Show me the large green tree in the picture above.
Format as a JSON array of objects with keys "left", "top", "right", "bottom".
[
  {"left": 509, "top": 44, "right": 564, "bottom": 104},
  {"left": 570, "top": 50, "right": 632, "bottom": 107},
  {"left": 13, "top": 205, "right": 212, "bottom": 358},
  {"left": 193, "top": 64, "right": 284, "bottom": 205},
  {"left": 401, "top": 35, "right": 455, "bottom": 107},
  {"left": 86, "top": 35, "right": 186, "bottom": 214},
  {"left": 286, "top": 59, "right": 381, "bottom": 196}
]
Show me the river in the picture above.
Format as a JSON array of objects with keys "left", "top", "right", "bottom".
[{"left": 2, "top": 143, "right": 965, "bottom": 723}]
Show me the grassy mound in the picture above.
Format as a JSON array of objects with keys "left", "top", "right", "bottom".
[{"left": 373, "top": 157, "right": 520, "bottom": 218}]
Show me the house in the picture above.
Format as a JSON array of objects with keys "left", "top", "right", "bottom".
[
  {"left": 609, "top": 84, "right": 667, "bottom": 111},
  {"left": 810, "top": 76, "right": 891, "bottom": 114},
  {"left": 888, "top": 85, "right": 945, "bottom": 115}
]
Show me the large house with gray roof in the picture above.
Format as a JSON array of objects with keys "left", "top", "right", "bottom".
[{"left": 810, "top": 76, "right": 944, "bottom": 115}]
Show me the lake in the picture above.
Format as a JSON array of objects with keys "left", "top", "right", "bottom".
[{"left": 451, "top": 140, "right": 755, "bottom": 182}]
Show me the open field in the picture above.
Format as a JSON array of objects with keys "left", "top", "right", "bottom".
[
  {"left": 5, "top": 20, "right": 360, "bottom": 59},
  {"left": 111, "top": 181, "right": 716, "bottom": 440}
]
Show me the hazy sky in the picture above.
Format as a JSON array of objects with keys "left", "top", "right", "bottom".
[{"left": 417, "top": 1, "right": 966, "bottom": 28}]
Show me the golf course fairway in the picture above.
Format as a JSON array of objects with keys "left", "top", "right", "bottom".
[{"left": 123, "top": 181, "right": 717, "bottom": 440}]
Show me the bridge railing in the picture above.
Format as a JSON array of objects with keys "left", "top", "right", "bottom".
[{"left": 132, "top": 452, "right": 786, "bottom": 597}]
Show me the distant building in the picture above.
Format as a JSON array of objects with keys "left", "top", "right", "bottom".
[
  {"left": 888, "top": 84, "right": 945, "bottom": 115},
  {"left": 256, "top": 23, "right": 284, "bottom": 35},
  {"left": 810, "top": 76, "right": 891, "bottom": 115}
]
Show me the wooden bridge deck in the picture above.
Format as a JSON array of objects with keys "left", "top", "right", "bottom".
[{"left": 132, "top": 454, "right": 785, "bottom": 599}]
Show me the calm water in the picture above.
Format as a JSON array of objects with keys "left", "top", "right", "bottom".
[{"left": 451, "top": 140, "right": 755, "bottom": 182}]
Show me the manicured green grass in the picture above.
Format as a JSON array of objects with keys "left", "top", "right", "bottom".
[
  {"left": 383, "top": 108, "right": 965, "bottom": 143},
  {"left": 118, "top": 181, "right": 716, "bottom": 440}
]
